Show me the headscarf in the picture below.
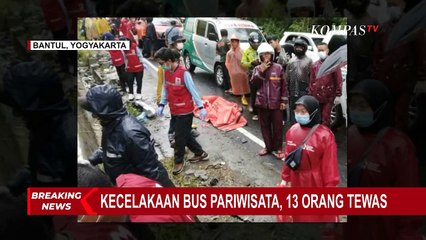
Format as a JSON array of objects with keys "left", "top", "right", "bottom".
[
  {"left": 349, "top": 79, "right": 392, "bottom": 132},
  {"left": 294, "top": 95, "right": 321, "bottom": 128}
]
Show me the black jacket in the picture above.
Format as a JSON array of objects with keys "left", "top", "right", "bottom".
[{"left": 86, "top": 85, "right": 173, "bottom": 187}]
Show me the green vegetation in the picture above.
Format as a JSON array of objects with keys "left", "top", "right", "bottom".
[
  {"left": 126, "top": 102, "right": 142, "bottom": 117},
  {"left": 77, "top": 19, "right": 85, "bottom": 40},
  {"left": 78, "top": 50, "right": 93, "bottom": 67},
  {"left": 251, "top": 18, "right": 347, "bottom": 38},
  {"left": 162, "top": 157, "right": 199, "bottom": 187}
]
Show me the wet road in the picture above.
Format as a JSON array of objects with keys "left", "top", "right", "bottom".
[
  {"left": 78, "top": 54, "right": 347, "bottom": 222},
  {"left": 140, "top": 59, "right": 347, "bottom": 189}
]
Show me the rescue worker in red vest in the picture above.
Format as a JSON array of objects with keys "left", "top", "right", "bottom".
[
  {"left": 309, "top": 42, "right": 343, "bottom": 128},
  {"left": 250, "top": 43, "right": 289, "bottom": 157},
  {"left": 119, "top": 17, "right": 129, "bottom": 37},
  {"left": 122, "top": 37, "right": 144, "bottom": 101},
  {"left": 157, "top": 49, "right": 209, "bottom": 175},
  {"left": 102, "top": 33, "right": 127, "bottom": 94}
]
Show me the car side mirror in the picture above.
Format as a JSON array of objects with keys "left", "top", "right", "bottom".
[
  {"left": 208, "top": 33, "right": 218, "bottom": 42},
  {"left": 307, "top": 45, "right": 313, "bottom": 51}
]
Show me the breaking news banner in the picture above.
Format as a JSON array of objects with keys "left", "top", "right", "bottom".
[
  {"left": 27, "top": 187, "right": 426, "bottom": 216},
  {"left": 27, "top": 40, "right": 130, "bottom": 51}
]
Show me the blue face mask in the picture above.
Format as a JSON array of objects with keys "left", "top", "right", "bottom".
[
  {"left": 295, "top": 114, "right": 310, "bottom": 125},
  {"left": 350, "top": 111, "right": 374, "bottom": 128}
]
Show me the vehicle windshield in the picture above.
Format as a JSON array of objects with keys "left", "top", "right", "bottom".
[
  {"left": 153, "top": 18, "right": 182, "bottom": 27},
  {"left": 312, "top": 37, "right": 324, "bottom": 45},
  {"left": 225, "top": 28, "right": 265, "bottom": 43}
]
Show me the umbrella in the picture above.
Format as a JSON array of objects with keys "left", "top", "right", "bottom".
[
  {"left": 385, "top": 0, "right": 426, "bottom": 52},
  {"left": 316, "top": 44, "right": 347, "bottom": 79}
]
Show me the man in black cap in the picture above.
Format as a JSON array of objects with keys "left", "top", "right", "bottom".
[{"left": 79, "top": 84, "right": 174, "bottom": 187}]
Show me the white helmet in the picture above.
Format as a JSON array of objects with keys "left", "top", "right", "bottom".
[{"left": 257, "top": 43, "right": 274, "bottom": 61}]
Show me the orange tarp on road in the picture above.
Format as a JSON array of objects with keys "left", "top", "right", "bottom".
[{"left": 194, "top": 96, "right": 247, "bottom": 132}]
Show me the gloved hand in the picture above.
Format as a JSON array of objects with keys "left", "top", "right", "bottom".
[
  {"left": 156, "top": 106, "right": 164, "bottom": 117},
  {"left": 88, "top": 148, "right": 103, "bottom": 166},
  {"left": 199, "top": 108, "right": 207, "bottom": 121}
]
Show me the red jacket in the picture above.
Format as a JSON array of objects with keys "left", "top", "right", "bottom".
[
  {"left": 124, "top": 43, "right": 143, "bottom": 72},
  {"left": 309, "top": 59, "right": 343, "bottom": 103},
  {"left": 116, "top": 174, "right": 195, "bottom": 223},
  {"left": 109, "top": 50, "right": 125, "bottom": 67},
  {"left": 165, "top": 66, "right": 194, "bottom": 115},
  {"left": 281, "top": 123, "right": 339, "bottom": 222},
  {"left": 345, "top": 126, "right": 422, "bottom": 239},
  {"left": 250, "top": 63, "right": 288, "bottom": 109}
]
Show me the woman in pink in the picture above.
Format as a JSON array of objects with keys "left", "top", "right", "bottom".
[{"left": 225, "top": 34, "right": 250, "bottom": 106}]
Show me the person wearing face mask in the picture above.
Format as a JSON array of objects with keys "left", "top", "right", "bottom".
[
  {"left": 346, "top": 79, "right": 422, "bottom": 239},
  {"left": 250, "top": 43, "right": 288, "bottom": 157},
  {"left": 309, "top": 42, "right": 343, "bottom": 128},
  {"left": 286, "top": 39, "right": 313, "bottom": 124},
  {"left": 157, "top": 49, "right": 209, "bottom": 175},
  {"left": 155, "top": 47, "right": 178, "bottom": 148},
  {"left": 165, "top": 20, "right": 180, "bottom": 48},
  {"left": 241, "top": 32, "right": 262, "bottom": 121},
  {"left": 155, "top": 47, "right": 199, "bottom": 149},
  {"left": 79, "top": 84, "right": 174, "bottom": 188},
  {"left": 279, "top": 95, "right": 339, "bottom": 222},
  {"left": 169, "top": 35, "right": 186, "bottom": 51}
]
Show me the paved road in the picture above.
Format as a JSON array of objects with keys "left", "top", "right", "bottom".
[
  {"left": 140, "top": 59, "right": 347, "bottom": 188},
  {"left": 78, "top": 55, "right": 347, "bottom": 222}
]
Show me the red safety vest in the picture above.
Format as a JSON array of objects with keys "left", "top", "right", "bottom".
[
  {"left": 120, "top": 18, "right": 129, "bottom": 36},
  {"left": 165, "top": 66, "right": 194, "bottom": 115},
  {"left": 109, "top": 50, "right": 125, "bottom": 67},
  {"left": 124, "top": 43, "right": 143, "bottom": 72}
]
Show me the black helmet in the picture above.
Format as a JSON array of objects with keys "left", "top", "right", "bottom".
[
  {"left": 248, "top": 32, "right": 261, "bottom": 44},
  {"left": 294, "top": 39, "right": 308, "bottom": 48}
]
